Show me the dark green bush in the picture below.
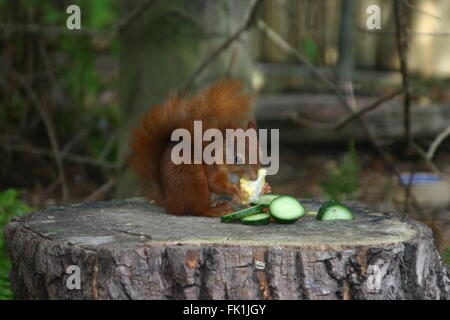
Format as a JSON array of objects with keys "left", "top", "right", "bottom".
[{"left": 321, "top": 141, "right": 361, "bottom": 201}]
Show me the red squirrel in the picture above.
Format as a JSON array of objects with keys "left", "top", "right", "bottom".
[{"left": 129, "top": 80, "right": 270, "bottom": 217}]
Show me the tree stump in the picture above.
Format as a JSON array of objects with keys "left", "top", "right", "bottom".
[{"left": 5, "top": 198, "right": 449, "bottom": 300}]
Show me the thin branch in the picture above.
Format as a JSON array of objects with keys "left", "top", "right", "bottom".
[
  {"left": 335, "top": 89, "right": 402, "bottom": 130},
  {"left": 11, "top": 72, "right": 69, "bottom": 202},
  {"left": 1, "top": 143, "right": 116, "bottom": 170},
  {"left": 403, "top": 0, "right": 442, "bottom": 20},
  {"left": 283, "top": 111, "right": 334, "bottom": 130},
  {"left": 99, "top": 133, "right": 117, "bottom": 161},
  {"left": 182, "top": 0, "right": 262, "bottom": 92},
  {"left": 343, "top": 86, "right": 423, "bottom": 213},
  {"left": 257, "top": 19, "right": 352, "bottom": 111},
  {"left": 82, "top": 178, "right": 117, "bottom": 203},
  {"left": 39, "top": 177, "right": 63, "bottom": 201},
  {"left": 284, "top": 89, "right": 402, "bottom": 130},
  {"left": 62, "top": 128, "right": 90, "bottom": 155},
  {"left": 411, "top": 142, "right": 450, "bottom": 185},
  {"left": 258, "top": 20, "right": 423, "bottom": 213},
  {"left": 82, "top": 158, "right": 129, "bottom": 202},
  {"left": 426, "top": 125, "right": 450, "bottom": 160},
  {"left": 394, "top": 0, "right": 412, "bottom": 148},
  {"left": 116, "top": 0, "right": 159, "bottom": 34}
]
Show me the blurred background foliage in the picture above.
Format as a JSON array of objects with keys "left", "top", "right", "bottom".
[{"left": 1, "top": 0, "right": 121, "bottom": 205}]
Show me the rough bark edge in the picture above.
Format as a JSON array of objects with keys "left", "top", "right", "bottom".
[{"left": 5, "top": 215, "right": 450, "bottom": 300}]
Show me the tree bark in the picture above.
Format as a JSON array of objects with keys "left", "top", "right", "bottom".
[{"left": 5, "top": 198, "right": 449, "bottom": 300}]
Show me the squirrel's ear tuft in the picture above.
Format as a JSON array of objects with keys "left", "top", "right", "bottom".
[{"left": 248, "top": 120, "right": 257, "bottom": 130}]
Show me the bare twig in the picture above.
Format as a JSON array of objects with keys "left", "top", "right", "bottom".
[
  {"left": 426, "top": 125, "right": 450, "bottom": 161},
  {"left": 394, "top": 0, "right": 412, "bottom": 148},
  {"left": 343, "top": 86, "right": 423, "bottom": 212},
  {"left": 82, "top": 158, "right": 128, "bottom": 202},
  {"left": 62, "top": 128, "right": 90, "bottom": 155},
  {"left": 11, "top": 72, "right": 69, "bottom": 202},
  {"left": 283, "top": 112, "right": 334, "bottom": 130},
  {"left": 411, "top": 142, "right": 450, "bottom": 185},
  {"left": 182, "top": 0, "right": 262, "bottom": 92},
  {"left": 40, "top": 177, "right": 63, "bottom": 201},
  {"left": 82, "top": 178, "right": 117, "bottom": 203},
  {"left": 99, "top": 133, "right": 117, "bottom": 161},
  {"left": 258, "top": 20, "right": 423, "bottom": 212},
  {"left": 1, "top": 143, "right": 116, "bottom": 170},
  {"left": 335, "top": 89, "right": 402, "bottom": 130},
  {"left": 284, "top": 89, "right": 402, "bottom": 130},
  {"left": 116, "top": 0, "right": 159, "bottom": 33},
  {"left": 403, "top": 0, "right": 442, "bottom": 20},
  {"left": 257, "top": 19, "right": 351, "bottom": 111}
]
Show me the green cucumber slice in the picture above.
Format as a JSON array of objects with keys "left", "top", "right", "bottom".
[
  {"left": 317, "top": 200, "right": 354, "bottom": 221},
  {"left": 221, "top": 204, "right": 264, "bottom": 223},
  {"left": 240, "top": 213, "right": 271, "bottom": 225},
  {"left": 269, "top": 196, "right": 305, "bottom": 224},
  {"left": 251, "top": 194, "right": 281, "bottom": 206}
]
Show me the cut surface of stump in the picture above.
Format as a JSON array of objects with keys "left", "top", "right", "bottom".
[{"left": 5, "top": 198, "right": 449, "bottom": 300}]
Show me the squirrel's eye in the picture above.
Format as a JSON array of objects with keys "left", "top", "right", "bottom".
[{"left": 235, "top": 154, "right": 245, "bottom": 164}]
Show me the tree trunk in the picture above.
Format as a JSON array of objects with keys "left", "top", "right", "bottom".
[
  {"left": 116, "top": 0, "right": 254, "bottom": 198},
  {"left": 336, "top": 0, "right": 356, "bottom": 84},
  {"left": 5, "top": 198, "right": 449, "bottom": 300}
]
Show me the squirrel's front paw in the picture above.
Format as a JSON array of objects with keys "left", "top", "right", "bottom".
[
  {"left": 262, "top": 182, "right": 272, "bottom": 194},
  {"left": 231, "top": 185, "right": 242, "bottom": 204},
  {"left": 240, "top": 188, "right": 250, "bottom": 203}
]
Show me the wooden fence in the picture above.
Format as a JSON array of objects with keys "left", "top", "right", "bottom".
[{"left": 255, "top": 0, "right": 450, "bottom": 77}]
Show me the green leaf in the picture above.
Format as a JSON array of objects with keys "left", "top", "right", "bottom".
[
  {"left": 86, "top": 0, "right": 117, "bottom": 29},
  {"left": 0, "top": 189, "right": 19, "bottom": 207},
  {"left": 42, "top": 1, "right": 64, "bottom": 24},
  {"left": 303, "top": 38, "right": 319, "bottom": 62},
  {"left": 444, "top": 247, "right": 450, "bottom": 266},
  {"left": 321, "top": 140, "right": 361, "bottom": 201}
]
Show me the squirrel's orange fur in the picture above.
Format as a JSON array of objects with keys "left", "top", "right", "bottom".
[{"left": 129, "top": 80, "right": 260, "bottom": 217}]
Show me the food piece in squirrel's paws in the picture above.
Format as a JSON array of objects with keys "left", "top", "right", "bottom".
[{"left": 240, "top": 168, "right": 267, "bottom": 205}]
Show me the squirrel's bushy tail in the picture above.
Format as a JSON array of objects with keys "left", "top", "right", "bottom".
[{"left": 129, "top": 80, "right": 254, "bottom": 202}]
